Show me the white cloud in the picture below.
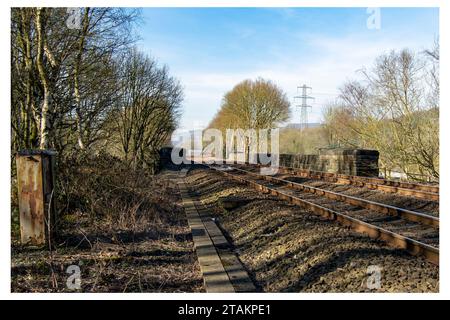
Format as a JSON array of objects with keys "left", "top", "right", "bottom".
[{"left": 178, "top": 31, "right": 436, "bottom": 130}]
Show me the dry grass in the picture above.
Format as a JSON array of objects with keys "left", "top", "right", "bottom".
[{"left": 11, "top": 154, "right": 204, "bottom": 292}]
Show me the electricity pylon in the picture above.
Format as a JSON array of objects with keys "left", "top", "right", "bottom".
[{"left": 294, "top": 85, "right": 314, "bottom": 131}]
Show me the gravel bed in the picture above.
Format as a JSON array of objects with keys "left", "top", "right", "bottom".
[
  {"left": 280, "top": 175, "right": 439, "bottom": 216},
  {"left": 186, "top": 167, "right": 439, "bottom": 293}
]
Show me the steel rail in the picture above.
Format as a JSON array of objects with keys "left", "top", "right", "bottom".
[
  {"left": 210, "top": 166, "right": 439, "bottom": 265},
  {"left": 232, "top": 167, "right": 439, "bottom": 227},
  {"left": 245, "top": 163, "right": 439, "bottom": 201}
]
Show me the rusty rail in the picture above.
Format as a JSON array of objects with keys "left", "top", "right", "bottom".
[
  {"left": 246, "top": 164, "right": 439, "bottom": 201},
  {"left": 210, "top": 165, "right": 439, "bottom": 265},
  {"left": 232, "top": 167, "right": 439, "bottom": 227}
]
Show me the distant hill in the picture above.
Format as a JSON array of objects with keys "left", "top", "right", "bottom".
[
  {"left": 170, "top": 124, "right": 325, "bottom": 148},
  {"left": 283, "top": 123, "right": 322, "bottom": 129}
]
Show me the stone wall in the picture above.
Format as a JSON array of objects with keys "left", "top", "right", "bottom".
[
  {"left": 159, "top": 147, "right": 380, "bottom": 177},
  {"left": 274, "top": 148, "right": 379, "bottom": 177}
]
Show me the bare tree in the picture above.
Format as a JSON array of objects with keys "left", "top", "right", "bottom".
[
  {"left": 114, "top": 49, "right": 183, "bottom": 169},
  {"left": 11, "top": 7, "right": 139, "bottom": 153},
  {"left": 324, "top": 48, "right": 439, "bottom": 180}
]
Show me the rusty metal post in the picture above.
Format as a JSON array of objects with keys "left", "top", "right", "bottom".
[{"left": 16, "top": 150, "right": 57, "bottom": 246}]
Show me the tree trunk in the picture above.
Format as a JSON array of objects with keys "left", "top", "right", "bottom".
[
  {"left": 74, "top": 8, "right": 90, "bottom": 150},
  {"left": 35, "top": 8, "right": 51, "bottom": 149}
]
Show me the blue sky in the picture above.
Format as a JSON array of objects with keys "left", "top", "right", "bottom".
[{"left": 136, "top": 7, "right": 439, "bottom": 132}]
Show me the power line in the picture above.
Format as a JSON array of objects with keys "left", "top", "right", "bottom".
[
  {"left": 313, "top": 92, "right": 340, "bottom": 96},
  {"left": 294, "top": 84, "right": 314, "bottom": 131}
]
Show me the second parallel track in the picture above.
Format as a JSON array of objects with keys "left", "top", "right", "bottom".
[{"left": 209, "top": 164, "right": 439, "bottom": 265}]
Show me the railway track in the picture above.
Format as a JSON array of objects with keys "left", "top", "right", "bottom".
[
  {"left": 235, "top": 164, "right": 439, "bottom": 217},
  {"left": 209, "top": 164, "right": 439, "bottom": 265},
  {"left": 251, "top": 163, "right": 439, "bottom": 201}
]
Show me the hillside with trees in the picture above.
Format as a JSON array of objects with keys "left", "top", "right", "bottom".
[
  {"left": 11, "top": 8, "right": 181, "bottom": 169},
  {"left": 10, "top": 8, "right": 187, "bottom": 292},
  {"left": 323, "top": 47, "right": 439, "bottom": 181}
]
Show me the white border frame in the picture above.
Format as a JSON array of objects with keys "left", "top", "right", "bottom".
[{"left": 1, "top": 0, "right": 446, "bottom": 300}]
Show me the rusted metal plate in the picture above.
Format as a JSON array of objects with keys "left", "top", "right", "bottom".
[
  {"left": 16, "top": 150, "right": 56, "bottom": 246},
  {"left": 16, "top": 154, "right": 45, "bottom": 245}
]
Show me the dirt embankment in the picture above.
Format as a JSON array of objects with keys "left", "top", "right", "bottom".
[
  {"left": 186, "top": 168, "right": 439, "bottom": 293},
  {"left": 11, "top": 168, "right": 203, "bottom": 293}
]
